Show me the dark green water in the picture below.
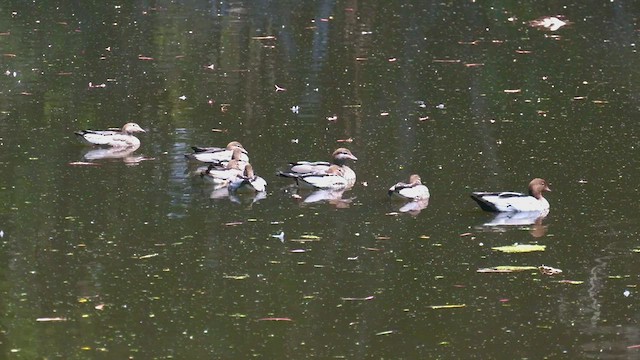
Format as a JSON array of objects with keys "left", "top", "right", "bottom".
[{"left": 1, "top": 1, "right": 639, "bottom": 359}]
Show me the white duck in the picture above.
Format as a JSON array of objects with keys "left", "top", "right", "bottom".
[
  {"left": 75, "top": 122, "right": 146, "bottom": 148},
  {"left": 388, "top": 174, "right": 430, "bottom": 201},
  {"left": 190, "top": 147, "right": 248, "bottom": 176},
  {"left": 278, "top": 148, "right": 358, "bottom": 184},
  {"left": 228, "top": 163, "right": 267, "bottom": 193},
  {"left": 470, "top": 178, "right": 551, "bottom": 212},
  {"left": 295, "top": 165, "right": 351, "bottom": 189},
  {"left": 185, "top": 141, "right": 249, "bottom": 164},
  {"left": 200, "top": 159, "right": 243, "bottom": 186}
]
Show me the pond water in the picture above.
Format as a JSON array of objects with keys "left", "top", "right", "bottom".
[{"left": 1, "top": 1, "right": 639, "bottom": 359}]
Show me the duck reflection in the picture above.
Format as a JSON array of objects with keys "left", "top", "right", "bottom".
[
  {"left": 396, "top": 198, "right": 430, "bottom": 216},
  {"left": 295, "top": 187, "right": 354, "bottom": 208},
  {"left": 208, "top": 184, "right": 267, "bottom": 205},
  {"left": 229, "top": 191, "right": 267, "bottom": 205},
  {"left": 476, "top": 209, "right": 549, "bottom": 237},
  {"left": 80, "top": 144, "right": 150, "bottom": 165}
]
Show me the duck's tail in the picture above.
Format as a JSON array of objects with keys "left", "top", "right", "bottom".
[{"left": 470, "top": 192, "right": 499, "bottom": 212}]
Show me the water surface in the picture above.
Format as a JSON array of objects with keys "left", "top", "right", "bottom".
[{"left": 0, "top": 1, "right": 639, "bottom": 359}]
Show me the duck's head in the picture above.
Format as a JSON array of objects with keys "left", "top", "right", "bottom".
[
  {"left": 122, "top": 123, "right": 146, "bottom": 134},
  {"left": 243, "top": 163, "right": 255, "bottom": 178},
  {"left": 409, "top": 174, "right": 422, "bottom": 185},
  {"left": 231, "top": 147, "right": 246, "bottom": 160},
  {"left": 332, "top": 148, "right": 358, "bottom": 163},
  {"left": 226, "top": 141, "right": 248, "bottom": 154},
  {"left": 529, "top": 178, "right": 551, "bottom": 198}
]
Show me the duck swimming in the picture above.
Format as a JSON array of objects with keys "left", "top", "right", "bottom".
[
  {"left": 470, "top": 178, "right": 551, "bottom": 212},
  {"left": 294, "top": 165, "right": 351, "bottom": 189},
  {"left": 75, "top": 122, "right": 146, "bottom": 148},
  {"left": 388, "top": 174, "right": 430, "bottom": 201},
  {"left": 228, "top": 163, "right": 267, "bottom": 193},
  {"left": 278, "top": 148, "right": 358, "bottom": 184},
  {"left": 185, "top": 141, "right": 249, "bottom": 164}
]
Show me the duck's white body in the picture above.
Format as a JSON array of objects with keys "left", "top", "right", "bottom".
[
  {"left": 229, "top": 176, "right": 267, "bottom": 193},
  {"left": 470, "top": 178, "right": 551, "bottom": 212},
  {"left": 471, "top": 192, "right": 549, "bottom": 212},
  {"left": 297, "top": 173, "right": 349, "bottom": 189},
  {"left": 185, "top": 141, "right": 249, "bottom": 164},
  {"left": 200, "top": 160, "right": 243, "bottom": 186},
  {"left": 295, "top": 165, "right": 351, "bottom": 189},
  {"left": 228, "top": 164, "right": 267, "bottom": 193},
  {"left": 482, "top": 209, "right": 549, "bottom": 226},
  {"left": 278, "top": 148, "right": 357, "bottom": 184},
  {"left": 388, "top": 174, "right": 430, "bottom": 201},
  {"left": 75, "top": 123, "right": 146, "bottom": 148}
]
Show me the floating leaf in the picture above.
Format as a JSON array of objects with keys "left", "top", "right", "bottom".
[
  {"left": 477, "top": 266, "right": 538, "bottom": 273},
  {"left": 376, "top": 330, "right": 395, "bottom": 336},
  {"left": 257, "top": 317, "right": 292, "bottom": 321},
  {"left": 430, "top": 304, "right": 466, "bottom": 310},
  {"left": 68, "top": 161, "right": 100, "bottom": 166},
  {"left": 529, "top": 16, "right": 570, "bottom": 31},
  {"left": 341, "top": 296, "right": 374, "bottom": 301},
  {"left": 557, "top": 280, "right": 584, "bottom": 285},
  {"left": 492, "top": 244, "right": 546, "bottom": 253},
  {"left": 36, "top": 317, "right": 67, "bottom": 322},
  {"left": 539, "top": 265, "right": 563, "bottom": 275},
  {"left": 223, "top": 274, "right": 249, "bottom": 280}
]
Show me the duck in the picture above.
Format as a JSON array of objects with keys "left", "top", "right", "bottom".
[
  {"left": 75, "top": 122, "right": 146, "bottom": 148},
  {"left": 228, "top": 163, "right": 267, "bottom": 193},
  {"left": 278, "top": 148, "right": 358, "bottom": 183},
  {"left": 388, "top": 174, "right": 430, "bottom": 201},
  {"left": 470, "top": 178, "right": 551, "bottom": 212},
  {"left": 200, "top": 159, "right": 243, "bottom": 186},
  {"left": 185, "top": 141, "right": 249, "bottom": 164},
  {"left": 295, "top": 165, "right": 351, "bottom": 189}
]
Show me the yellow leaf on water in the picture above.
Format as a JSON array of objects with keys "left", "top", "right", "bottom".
[
  {"left": 36, "top": 317, "right": 67, "bottom": 322},
  {"left": 376, "top": 330, "right": 395, "bottom": 336},
  {"left": 300, "top": 234, "right": 321, "bottom": 240},
  {"left": 477, "top": 266, "right": 538, "bottom": 273},
  {"left": 223, "top": 274, "right": 249, "bottom": 280},
  {"left": 557, "top": 280, "right": 584, "bottom": 285},
  {"left": 492, "top": 244, "right": 546, "bottom": 253},
  {"left": 430, "top": 304, "right": 466, "bottom": 310}
]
